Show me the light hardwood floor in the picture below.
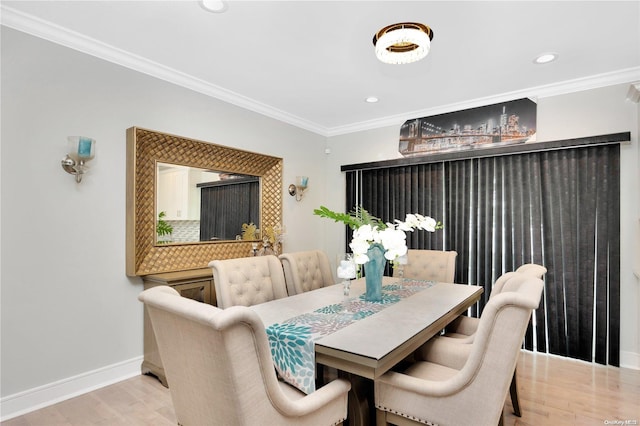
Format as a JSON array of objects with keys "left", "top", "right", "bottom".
[{"left": 3, "top": 351, "right": 639, "bottom": 425}]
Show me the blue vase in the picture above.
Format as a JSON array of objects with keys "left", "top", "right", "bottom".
[{"left": 364, "top": 244, "right": 385, "bottom": 302}]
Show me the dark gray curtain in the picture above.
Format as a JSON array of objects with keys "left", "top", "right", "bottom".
[{"left": 345, "top": 144, "right": 620, "bottom": 366}]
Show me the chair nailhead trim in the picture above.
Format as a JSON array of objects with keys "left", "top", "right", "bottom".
[{"left": 375, "top": 404, "right": 438, "bottom": 426}]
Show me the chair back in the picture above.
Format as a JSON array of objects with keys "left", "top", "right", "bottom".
[
  {"left": 516, "top": 263, "right": 547, "bottom": 279},
  {"left": 491, "top": 264, "right": 546, "bottom": 297},
  {"left": 489, "top": 271, "right": 520, "bottom": 298},
  {"left": 139, "top": 286, "right": 349, "bottom": 426},
  {"left": 209, "top": 255, "right": 288, "bottom": 308},
  {"left": 279, "top": 250, "right": 334, "bottom": 295},
  {"left": 393, "top": 249, "right": 457, "bottom": 282}
]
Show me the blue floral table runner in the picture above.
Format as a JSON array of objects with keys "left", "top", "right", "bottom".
[{"left": 265, "top": 279, "right": 436, "bottom": 394}]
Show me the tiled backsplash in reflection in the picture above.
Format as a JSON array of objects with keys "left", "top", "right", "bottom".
[{"left": 166, "top": 220, "right": 200, "bottom": 243}]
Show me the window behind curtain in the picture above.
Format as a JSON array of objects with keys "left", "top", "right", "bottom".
[{"left": 346, "top": 144, "right": 620, "bottom": 366}]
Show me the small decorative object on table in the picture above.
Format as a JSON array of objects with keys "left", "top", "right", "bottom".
[
  {"left": 257, "top": 236, "right": 276, "bottom": 256},
  {"left": 337, "top": 253, "right": 357, "bottom": 296},
  {"left": 395, "top": 253, "right": 409, "bottom": 289},
  {"left": 315, "top": 206, "right": 441, "bottom": 302},
  {"left": 263, "top": 224, "right": 285, "bottom": 255},
  {"left": 395, "top": 253, "right": 408, "bottom": 277}
]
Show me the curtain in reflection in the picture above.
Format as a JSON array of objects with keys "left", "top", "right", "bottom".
[
  {"left": 345, "top": 144, "right": 620, "bottom": 366},
  {"left": 200, "top": 179, "right": 260, "bottom": 241}
]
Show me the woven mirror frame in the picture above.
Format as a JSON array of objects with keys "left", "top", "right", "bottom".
[{"left": 126, "top": 127, "right": 283, "bottom": 276}]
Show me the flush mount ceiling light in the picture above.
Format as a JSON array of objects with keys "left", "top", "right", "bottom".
[
  {"left": 534, "top": 52, "right": 558, "bottom": 64},
  {"left": 373, "top": 22, "right": 434, "bottom": 64},
  {"left": 200, "top": 0, "right": 227, "bottom": 13}
]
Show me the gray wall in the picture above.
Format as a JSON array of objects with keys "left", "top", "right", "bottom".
[{"left": 0, "top": 27, "right": 327, "bottom": 416}]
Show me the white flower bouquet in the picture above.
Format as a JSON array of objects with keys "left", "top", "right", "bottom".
[{"left": 314, "top": 206, "right": 440, "bottom": 265}]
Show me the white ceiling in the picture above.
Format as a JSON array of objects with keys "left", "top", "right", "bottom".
[{"left": 2, "top": 1, "right": 640, "bottom": 136}]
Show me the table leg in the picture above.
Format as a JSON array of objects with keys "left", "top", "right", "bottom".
[{"left": 339, "top": 371, "right": 374, "bottom": 426}]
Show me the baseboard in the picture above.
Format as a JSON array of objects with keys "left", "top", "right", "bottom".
[
  {"left": 620, "top": 350, "right": 640, "bottom": 370},
  {"left": 528, "top": 349, "right": 640, "bottom": 371},
  {"left": 1, "top": 350, "right": 637, "bottom": 421},
  {"left": 0, "top": 356, "right": 143, "bottom": 421}
]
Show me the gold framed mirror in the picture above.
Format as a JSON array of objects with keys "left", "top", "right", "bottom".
[{"left": 126, "top": 127, "right": 282, "bottom": 276}]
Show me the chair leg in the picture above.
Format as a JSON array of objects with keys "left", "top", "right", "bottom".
[
  {"left": 316, "top": 364, "right": 325, "bottom": 388},
  {"left": 375, "top": 408, "right": 389, "bottom": 426},
  {"left": 509, "top": 369, "right": 522, "bottom": 417}
]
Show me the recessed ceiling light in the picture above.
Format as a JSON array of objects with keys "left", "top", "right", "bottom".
[
  {"left": 365, "top": 96, "right": 379, "bottom": 103},
  {"left": 200, "top": 0, "right": 227, "bottom": 13},
  {"left": 534, "top": 53, "right": 558, "bottom": 64}
]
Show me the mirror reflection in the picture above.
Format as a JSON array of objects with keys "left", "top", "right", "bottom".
[{"left": 156, "top": 162, "right": 260, "bottom": 244}]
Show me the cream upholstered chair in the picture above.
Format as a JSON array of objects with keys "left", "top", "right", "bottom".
[
  {"left": 279, "top": 250, "right": 335, "bottom": 295},
  {"left": 392, "top": 249, "right": 457, "bottom": 282},
  {"left": 444, "top": 264, "right": 546, "bottom": 342},
  {"left": 139, "top": 286, "right": 351, "bottom": 426},
  {"left": 436, "top": 264, "right": 546, "bottom": 417},
  {"left": 209, "top": 255, "right": 288, "bottom": 308},
  {"left": 514, "top": 263, "right": 548, "bottom": 278},
  {"left": 375, "top": 275, "right": 544, "bottom": 426}
]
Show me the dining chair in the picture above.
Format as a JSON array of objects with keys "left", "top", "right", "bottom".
[
  {"left": 514, "top": 263, "right": 548, "bottom": 278},
  {"left": 444, "top": 265, "right": 546, "bottom": 341},
  {"left": 392, "top": 249, "right": 457, "bottom": 282},
  {"left": 375, "top": 274, "right": 544, "bottom": 426},
  {"left": 279, "top": 250, "right": 335, "bottom": 295},
  {"left": 139, "top": 286, "right": 351, "bottom": 426},
  {"left": 209, "top": 255, "right": 289, "bottom": 308},
  {"left": 436, "top": 264, "right": 547, "bottom": 417}
]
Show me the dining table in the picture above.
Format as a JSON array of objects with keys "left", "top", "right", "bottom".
[{"left": 250, "top": 276, "right": 483, "bottom": 426}]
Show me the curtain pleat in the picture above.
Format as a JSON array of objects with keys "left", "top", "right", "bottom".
[
  {"left": 446, "top": 161, "right": 473, "bottom": 292},
  {"left": 345, "top": 144, "right": 620, "bottom": 366},
  {"left": 606, "top": 148, "right": 621, "bottom": 366}
]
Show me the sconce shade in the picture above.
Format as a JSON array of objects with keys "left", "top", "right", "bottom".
[
  {"left": 296, "top": 176, "right": 309, "bottom": 190},
  {"left": 62, "top": 136, "right": 96, "bottom": 183},
  {"left": 288, "top": 176, "right": 309, "bottom": 201},
  {"left": 67, "top": 136, "right": 96, "bottom": 161}
]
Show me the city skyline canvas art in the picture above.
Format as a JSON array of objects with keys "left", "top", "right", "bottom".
[{"left": 399, "top": 98, "right": 537, "bottom": 157}]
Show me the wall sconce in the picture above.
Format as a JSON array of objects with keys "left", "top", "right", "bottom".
[
  {"left": 61, "top": 136, "right": 96, "bottom": 183},
  {"left": 288, "top": 176, "right": 308, "bottom": 201}
]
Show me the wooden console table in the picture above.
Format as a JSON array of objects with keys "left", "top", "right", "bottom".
[{"left": 141, "top": 268, "right": 216, "bottom": 386}]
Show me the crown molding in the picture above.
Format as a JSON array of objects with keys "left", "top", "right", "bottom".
[
  {"left": 327, "top": 67, "right": 640, "bottom": 137},
  {"left": 3, "top": 5, "right": 639, "bottom": 138},
  {"left": 0, "top": 5, "right": 327, "bottom": 136}
]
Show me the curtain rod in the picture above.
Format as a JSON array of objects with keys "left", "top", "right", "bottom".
[{"left": 341, "top": 132, "right": 630, "bottom": 172}]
